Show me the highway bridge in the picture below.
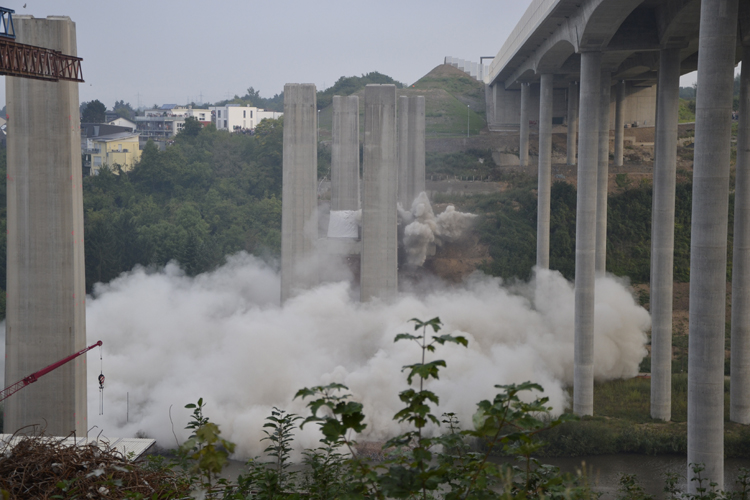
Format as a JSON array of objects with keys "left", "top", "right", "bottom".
[{"left": 483, "top": 0, "right": 748, "bottom": 491}]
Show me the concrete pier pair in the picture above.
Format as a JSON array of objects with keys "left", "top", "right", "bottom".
[
  {"left": 4, "top": 16, "right": 87, "bottom": 436},
  {"left": 283, "top": 85, "right": 422, "bottom": 303}
]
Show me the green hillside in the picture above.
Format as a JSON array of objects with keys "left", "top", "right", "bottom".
[{"left": 317, "top": 64, "right": 486, "bottom": 140}]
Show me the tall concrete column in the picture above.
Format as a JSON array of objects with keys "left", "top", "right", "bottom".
[
  {"left": 687, "top": 0, "right": 739, "bottom": 490},
  {"left": 650, "top": 48, "right": 681, "bottom": 422},
  {"left": 574, "top": 51, "right": 602, "bottom": 416},
  {"left": 614, "top": 81, "right": 626, "bottom": 167},
  {"left": 567, "top": 81, "right": 579, "bottom": 165},
  {"left": 493, "top": 84, "right": 498, "bottom": 128},
  {"left": 520, "top": 82, "right": 531, "bottom": 167},
  {"left": 4, "top": 16, "right": 87, "bottom": 436},
  {"left": 361, "top": 85, "right": 398, "bottom": 302},
  {"left": 281, "top": 84, "right": 318, "bottom": 303},
  {"left": 731, "top": 47, "right": 750, "bottom": 425},
  {"left": 331, "top": 95, "right": 360, "bottom": 211},
  {"left": 537, "top": 74, "right": 554, "bottom": 269},
  {"left": 595, "top": 72, "right": 612, "bottom": 275},
  {"left": 398, "top": 95, "right": 426, "bottom": 209}
]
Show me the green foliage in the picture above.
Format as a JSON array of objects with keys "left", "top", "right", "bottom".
[
  {"left": 81, "top": 118, "right": 284, "bottom": 293},
  {"left": 112, "top": 99, "right": 136, "bottom": 120},
  {"left": 181, "top": 116, "right": 203, "bottom": 137},
  {"left": 179, "top": 398, "right": 236, "bottom": 495},
  {"left": 617, "top": 473, "right": 653, "bottom": 500},
  {"left": 317, "top": 72, "right": 405, "bottom": 109},
  {"left": 81, "top": 99, "right": 106, "bottom": 123},
  {"left": 426, "top": 149, "right": 498, "bottom": 179},
  {"left": 292, "top": 317, "right": 587, "bottom": 500},
  {"left": 616, "top": 173, "right": 633, "bottom": 190},
  {"left": 237, "top": 408, "right": 302, "bottom": 499},
  {"left": 679, "top": 99, "right": 696, "bottom": 123}
]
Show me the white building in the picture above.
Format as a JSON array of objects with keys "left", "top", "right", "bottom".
[
  {"left": 136, "top": 104, "right": 211, "bottom": 139},
  {"left": 107, "top": 116, "right": 137, "bottom": 131},
  {"left": 209, "top": 104, "right": 282, "bottom": 132}
]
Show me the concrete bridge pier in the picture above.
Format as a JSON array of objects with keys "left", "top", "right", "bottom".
[
  {"left": 520, "top": 82, "right": 531, "bottom": 167},
  {"left": 332, "top": 96, "right": 360, "bottom": 211},
  {"left": 537, "top": 74, "right": 554, "bottom": 269},
  {"left": 398, "top": 95, "right": 426, "bottom": 209},
  {"left": 281, "top": 84, "right": 319, "bottom": 303},
  {"left": 4, "top": 15, "right": 87, "bottom": 436},
  {"left": 361, "top": 85, "right": 398, "bottom": 302},
  {"left": 595, "top": 72, "right": 612, "bottom": 275},
  {"left": 614, "top": 81, "right": 626, "bottom": 167},
  {"left": 687, "top": 0, "right": 739, "bottom": 490},
  {"left": 650, "top": 47, "right": 681, "bottom": 422},
  {"left": 574, "top": 50, "right": 602, "bottom": 416},
  {"left": 731, "top": 46, "right": 750, "bottom": 425},
  {"left": 567, "top": 81, "right": 579, "bottom": 165}
]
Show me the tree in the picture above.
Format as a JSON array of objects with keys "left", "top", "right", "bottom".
[
  {"left": 180, "top": 116, "right": 202, "bottom": 137},
  {"left": 112, "top": 100, "right": 135, "bottom": 120},
  {"left": 81, "top": 99, "right": 106, "bottom": 123}
]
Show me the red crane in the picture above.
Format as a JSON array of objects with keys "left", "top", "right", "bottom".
[{"left": 0, "top": 340, "right": 102, "bottom": 402}]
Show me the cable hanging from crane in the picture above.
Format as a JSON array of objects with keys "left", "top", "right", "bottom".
[{"left": 98, "top": 344, "right": 105, "bottom": 415}]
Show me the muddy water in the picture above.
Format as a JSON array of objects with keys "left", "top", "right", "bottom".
[{"left": 222, "top": 455, "right": 750, "bottom": 499}]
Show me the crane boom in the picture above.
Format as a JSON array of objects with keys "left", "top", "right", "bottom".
[
  {"left": 0, "top": 340, "right": 102, "bottom": 402},
  {"left": 0, "top": 7, "right": 83, "bottom": 83}
]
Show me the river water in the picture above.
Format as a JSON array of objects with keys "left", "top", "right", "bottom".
[{"left": 222, "top": 455, "right": 750, "bottom": 499}]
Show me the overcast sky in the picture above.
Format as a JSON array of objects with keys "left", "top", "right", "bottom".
[{"left": 0, "top": 0, "right": 699, "bottom": 109}]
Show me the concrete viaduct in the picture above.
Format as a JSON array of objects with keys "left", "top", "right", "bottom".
[{"left": 484, "top": 0, "right": 748, "bottom": 489}]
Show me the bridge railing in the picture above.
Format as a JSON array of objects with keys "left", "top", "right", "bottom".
[{"left": 488, "top": 0, "right": 559, "bottom": 84}]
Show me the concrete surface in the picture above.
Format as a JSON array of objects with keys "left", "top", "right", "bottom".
[
  {"left": 574, "top": 51, "right": 602, "bottom": 416},
  {"left": 537, "top": 74, "right": 553, "bottom": 269},
  {"left": 687, "top": 0, "right": 739, "bottom": 491},
  {"left": 650, "top": 47, "right": 681, "bottom": 422},
  {"left": 567, "top": 81, "right": 579, "bottom": 165},
  {"left": 4, "top": 16, "right": 87, "bottom": 437},
  {"left": 614, "top": 80, "right": 626, "bottom": 166},
  {"left": 731, "top": 47, "right": 750, "bottom": 425},
  {"left": 332, "top": 96, "right": 360, "bottom": 212},
  {"left": 520, "top": 83, "right": 530, "bottom": 167},
  {"left": 281, "top": 84, "right": 318, "bottom": 303},
  {"left": 361, "top": 85, "right": 398, "bottom": 302},
  {"left": 595, "top": 72, "right": 611, "bottom": 276},
  {"left": 397, "top": 95, "right": 426, "bottom": 210}
]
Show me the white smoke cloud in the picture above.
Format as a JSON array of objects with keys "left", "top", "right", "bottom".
[
  {"left": 401, "top": 192, "right": 477, "bottom": 266},
  {"left": 78, "top": 253, "right": 649, "bottom": 458}
]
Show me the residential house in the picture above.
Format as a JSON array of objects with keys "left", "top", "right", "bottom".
[
  {"left": 83, "top": 130, "right": 141, "bottom": 175},
  {"left": 108, "top": 116, "right": 137, "bottom": 131},
  {"left": 208, "top": 104, "right": 282, "bottom": 132}
]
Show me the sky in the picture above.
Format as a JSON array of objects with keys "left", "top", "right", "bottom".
[{"left": 0, "top": 0, "right": 698, "bottom": 110}]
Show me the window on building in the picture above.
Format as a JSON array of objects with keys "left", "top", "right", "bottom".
[
  {"left": 218, "top": 110, "right": 222, "bottom": 118},
  {"left": 93, "top": 156, "right": 102, "bottom": 167},
  {"left": 251, "top": 110, "right": 253, "bottom": 118},
  {"left": 243, "top": 110, "right": 246, "bottom": 118},
  {"left": 118, "top": 144, "right": 122, "bottom": 152},
  {"left": 224, "top": 120, "right": 227, "bottom": 128}
]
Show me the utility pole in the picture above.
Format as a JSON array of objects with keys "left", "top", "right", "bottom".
[{"left": 467, "top": 105, "right": 470, "bottom": 137}]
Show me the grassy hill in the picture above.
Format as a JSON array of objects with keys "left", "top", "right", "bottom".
[{"left": 317, "top": 64, "right": 486, "bottom": 140}]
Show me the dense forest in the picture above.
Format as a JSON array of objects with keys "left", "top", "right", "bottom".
[{"left": 82, "top": 119, "right": 284, "bottom": 289}]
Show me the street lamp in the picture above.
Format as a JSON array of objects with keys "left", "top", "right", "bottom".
[{"left": 467, "top": 105, "right": 470, "bottom": 137}]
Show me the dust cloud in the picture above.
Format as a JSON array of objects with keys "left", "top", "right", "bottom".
[
  {"left": 400, "top": 192, "right": 478, "bottom": 266},
  {"left": 77, "top": 253, "right": 649, "bottom": 458}
]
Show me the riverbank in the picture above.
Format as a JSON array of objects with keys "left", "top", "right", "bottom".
[{"left": 533, "top": 375, "right": 750, "bottom": 457}]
